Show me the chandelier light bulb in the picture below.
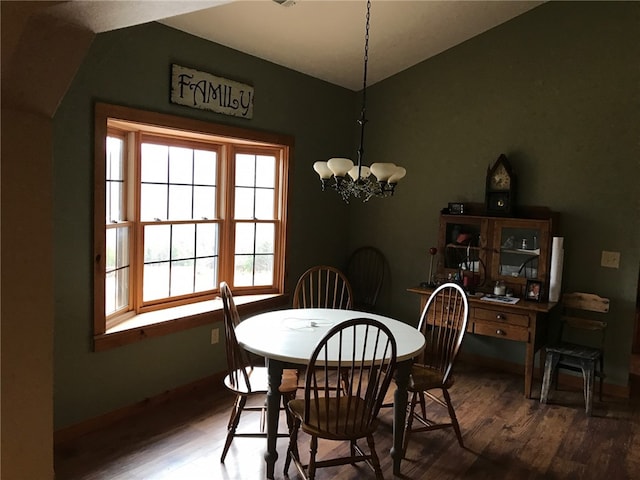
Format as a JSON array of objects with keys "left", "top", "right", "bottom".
[
  {"left": 348, "top": 165, "right": 371, "bottom": 180},
  {"left": 313, "top": 161, "right": 333, "bottom": 179},
  {"left": 327, "top": 157, "right": 354, "bottom": 177},
  {"left": 370, "top": 162, "right": 396, "bottom": 182},
  {"left": 388, "top": 166, "right": 407, "bottom": 184}
]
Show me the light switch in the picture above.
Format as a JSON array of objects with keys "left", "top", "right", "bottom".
[{"left": 601, "top": 251, "right": 620, "bottom": 269}]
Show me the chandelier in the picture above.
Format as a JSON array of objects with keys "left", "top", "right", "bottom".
[{"left": 313, "top": 0, "right": 406, "bottom": 203}]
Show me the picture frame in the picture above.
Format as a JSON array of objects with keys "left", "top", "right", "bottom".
[{"left": 525, "top": 280, "right": 543, "bottom": 302}]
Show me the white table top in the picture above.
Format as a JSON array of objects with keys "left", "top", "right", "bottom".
[{"left": 235, "top": 308, "right": 425, "bottom": 365}]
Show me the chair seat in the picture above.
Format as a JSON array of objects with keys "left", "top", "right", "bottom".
[
  {"left": 288, "top": 396, "right": 378, "bottom": 440},
  {"left": 224, "top": 366, "right": 298, "bottom": 395},
  {"left": 408, "top": 364, "right": 454, "bottom": 392},
  {"left": 546, "top": 343, "right": 601, "bottom": 361}
]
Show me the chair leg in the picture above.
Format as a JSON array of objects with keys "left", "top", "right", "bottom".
[
  {"left": 221, "top": 395, "right": 246, "bottom": 462},
  {"left": 403, "top": 391, "right": 418, "bottom": 456},
  {"left": 598, "top": 356, "right": 604, "bottom": 402},
  {"left": 366, "top": 434, "right": 384, "bottom": 480},
  {"left": 443, "top": 388, "right": 463, "bottom": 447},
  {"left": 284, "top": 416, "right": 300, "bottom": 476},
  {"left": 308, "top": 435, "right": 318, "bottom": 480}
]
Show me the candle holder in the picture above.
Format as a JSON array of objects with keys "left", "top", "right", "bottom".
[{"left": 427, "top": 247, "right": 438, "bottom": 286}]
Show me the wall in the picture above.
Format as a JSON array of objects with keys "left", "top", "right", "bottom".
[
  {"left": 349, "top": 1, "right": 640, "bottom": 387},
  {"left": 53, "top": 22, "right": 355, "bottom": 429}
]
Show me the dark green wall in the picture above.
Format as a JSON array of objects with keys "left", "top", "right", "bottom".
[
  {"left": 350, "top": 1, "right": 639, "bottom": 385},
  {"left": 54, "top": 2, "right": 640, "bottom": 429},
  {"left": 53, "top": 23, "right": 355, "bottom": 429}
]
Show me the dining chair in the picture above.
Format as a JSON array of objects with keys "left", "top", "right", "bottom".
[
  {"left": 284, "top": 318, "right": 397, "bottom": 480},
  {"left": 292, "top": 265, "right": 353, "bottom": 310},
  {"left": 540, "top": 292, "right": 609, "bottom": 416},
  {"left": 403, "top": 282, "right": 469, "bottom": 454},
  {"left": 219, "top": 282, "right": 298, "bottom": 462},
  {"left": 346, "top": 246, "right": 387, "bottom": 312}
]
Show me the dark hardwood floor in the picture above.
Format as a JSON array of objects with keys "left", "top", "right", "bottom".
[{"left": 54, "top": 365, "right": 640, "bottom": 480}]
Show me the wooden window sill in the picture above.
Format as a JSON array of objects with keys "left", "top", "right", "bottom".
[{"left": 93, "top": 293, "right": 290, "bottom": 351}]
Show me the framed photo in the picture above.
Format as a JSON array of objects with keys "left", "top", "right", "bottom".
[{"left": 525, "top": 280, "right": 543, "bottom": 302}]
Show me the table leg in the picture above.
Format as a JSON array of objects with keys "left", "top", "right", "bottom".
[
  {"left": 265, "top": 359, "right": 283, "bottom": 479},
  {"left": 391, "top": 360, "right": 411, "bottom": 475},
  {"left": 524, "top": 342, "right": 533, "bottom": 399}
]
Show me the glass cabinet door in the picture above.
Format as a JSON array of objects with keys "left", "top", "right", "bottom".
[
  {"left": 492, "top": 219, "right": 550, "bottom": 283},
  {"left": 438, "top": 215, "right": 489, "bottom": 287}
]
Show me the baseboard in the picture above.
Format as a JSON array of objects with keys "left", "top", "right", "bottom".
[
  {"left": 458, "top": 352, "right": 630, "bottom": 399},
  {"left": 54, "top": 371, "right": 226, "bottom": 445}
]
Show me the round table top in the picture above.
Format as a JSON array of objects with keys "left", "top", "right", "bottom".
[{"left": 234, "top": 308, "right": 425, "bottom": 365}]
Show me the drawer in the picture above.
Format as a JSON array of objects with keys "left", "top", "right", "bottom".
[
  {"left": 473, "top": 307, "right": 530, "bottom": 327},
  {"left": 473, "top": 320, "right": 530, "bottom": 342}
]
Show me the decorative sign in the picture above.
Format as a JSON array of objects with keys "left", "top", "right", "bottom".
[{"left": 170, "top": 64, "right": 254, "bottom": 119}]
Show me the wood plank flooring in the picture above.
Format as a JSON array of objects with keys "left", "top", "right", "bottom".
[{"left": 54, "top": 365, "right": 640, "bottom": 480}]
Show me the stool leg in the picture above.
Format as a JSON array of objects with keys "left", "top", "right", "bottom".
[{"left": 582, "top": 361, "right": 594, "bottom": 416}]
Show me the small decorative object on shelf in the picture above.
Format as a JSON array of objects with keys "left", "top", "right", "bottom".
[
  {"left": 447, "top": 202, "right": 465, "bottom": 215},
  {"left": 525, "top": 280, "right": 543, "bottom": 302}
]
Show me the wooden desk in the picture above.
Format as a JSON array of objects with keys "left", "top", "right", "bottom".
[
  {"left": 235, "top": 308, "right": 425, "bottom": 479},
  {"left": 408, "top": 287, "right": 556, "bottom": 399}
]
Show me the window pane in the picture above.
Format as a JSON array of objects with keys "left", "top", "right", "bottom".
[
  {"left": 256, "top": 155, "right": 275, "bottom": 188},
  {"left": 168, "top": 185, "right": 193, "bottom": 220},
  {"left": 195, "top": 257, "right": 217, "bottom": 292},
  {"left": 196, "top": 223, "right": 218, "bottom": 257},
  {"left": 115, "top": 267, "right": 129, "bottom": 311},
  {"left": 254, "top": 254, "right": 274, "bottom": 285},
  {"left": 193, "top": 186, "right": 216, "bottom": 219},
  {"left": 170, "top": 259, "right": 195, "bottom": 297},
  {"left": 144, "top": 225, "right": 171, "bottom": 262},
  {"left": 106, "top": 136, "right": 124, "bottom": 223},
  {"left": 255, "top": 188, "right": 274, "bottom": 220},
  {"left": 235, "top": 223, "right": 255, "bottom": 254},
  {"left": 106, "top": 228, "right": 117, "bottom": 270},
  {"left": 144, "top": 262, "right": 169, "bottom": 301},
  {"left": 172, "top": 223, "right": 195, "bottom": 260},
  {"left": 141, "top": 143, "right": 168, "bottom": 183},
  {"left": 107, "top": 181, "right": 123, "bottom": 222},
  {"left": 255, "top": 223, "right": 275, "bottom": 253},
  {"left": 141, "top": 184, "right": 168, "bottom": 221},
  {"left": 194, "top": 150, "right": 216, "bottom": 186},
  {"left": 235, "top": 187, "right": 255, "bottom": 220},
  {"left": 116, "top": 227, "right": 129, "bottom": 268},
  {"left": 236, "top": 153, "right": 255, "bottom": 187},
  {"left": 234, "top": 255, "right": 254, "bottom": 287},
  {"left": 107, "top": 136, "right": 124, "bottom": 180},
  {"left": 169, "top": 146, "right": 193, "bottom": 184}
]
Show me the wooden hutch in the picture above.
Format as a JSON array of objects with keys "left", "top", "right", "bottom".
[{"left": 408, "top": 204, "right": 560, "bottom": 398}]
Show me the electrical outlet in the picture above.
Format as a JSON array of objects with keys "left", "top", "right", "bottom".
[
  {"left": 601, "top": 250, "right": 620, "bottom": 269},
  {"left": 210, "top": 328, "right": 219, "bottom": 344}
]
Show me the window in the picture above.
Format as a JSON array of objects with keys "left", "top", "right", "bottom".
[{"left": 94, "top": 103, "right": 292, "bottom": 349}]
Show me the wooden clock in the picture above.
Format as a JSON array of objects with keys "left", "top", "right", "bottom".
[{"left": 485, "top": 154, "right": 516, "bottom": 216}]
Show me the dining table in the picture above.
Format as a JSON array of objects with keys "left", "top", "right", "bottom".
[{"left": 234, "top": 307, "right": 426, "bottom": 479}]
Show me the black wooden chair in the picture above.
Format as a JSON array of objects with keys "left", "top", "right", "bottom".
[
  {"left": 403, "top": 282, "right": 469, "bottom": 454},
  {"left": 346, "top": 246, "right": 387, "bottom": 312},
  {"left": 219, "top": 282, "right": 298, "bottom": 462},
  {"left": 540, "top": 292, "right": 609, "bottom": 416},
  {"left": 284, "top": 318, "right": 397, "bottom": 480},
  {"left": 292, "top": 265, "right": 353, "bottom": 310}
]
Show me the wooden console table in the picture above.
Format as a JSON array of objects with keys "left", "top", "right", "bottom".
[{"left": 408, "top": 286, "right": 557, "bottom": 398}]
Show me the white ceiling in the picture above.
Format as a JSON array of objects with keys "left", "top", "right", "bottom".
[{"left": 45, "top": 0, "right": 544, "bottom": 91}]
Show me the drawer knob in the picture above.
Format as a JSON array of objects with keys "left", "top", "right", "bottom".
[
  {"left": 496, "top": 329, "right": 506, "bottom": 336},
  {"left": 496, "top": 313, "right": 506, "bottom": 320}
]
